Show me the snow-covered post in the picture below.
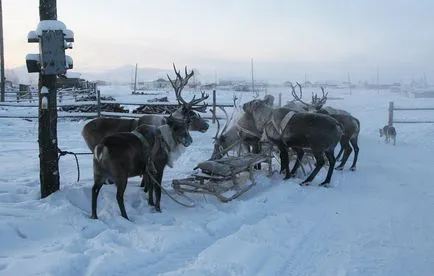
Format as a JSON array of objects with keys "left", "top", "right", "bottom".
[
  {"left": 212, "top": 89, "right": 216, "bottom": 124},
  {"left": 96, "top": 84, "right": 101, "bottom": 118},
  {"left": 0, "top": 0, "right": 5, "bottom": 102},
  {"left": 25, "top": 0, "right": 74, "bottom": 198},
  {"left": 388, "top": 101, "right": 394, "bottom": 126}
]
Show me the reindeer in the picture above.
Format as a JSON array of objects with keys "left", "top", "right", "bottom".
[
  {"left": 211, "top": 95, "right": 273, "bottom": 163},
  {"left": 82, "top": 64, "right": 209, "bottom": 152},
  {"left": 291, "top": 83, "right": 360, "bottom": 171},
  {"left": 91, "top": 114, "right": 192, "bottom": 220},
  {"left": 380, "top": 125, "right": 396, "bottom": 145},
  {"left": 243, "top": 98, "right": 343, "bottom": 186}
]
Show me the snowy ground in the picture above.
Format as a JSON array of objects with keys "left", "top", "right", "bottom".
[{"left": 1, "top": 86, "right": 434, "bottom": 276}]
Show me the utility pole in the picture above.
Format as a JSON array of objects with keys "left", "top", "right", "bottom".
[
  {"left": 0, "top": 0, "right": 5, "bottom": 102},
  {"left": 347, "top": 72, "right": 352, "bottom": 95},
  {"left": 38, "top": 0, "right": 59, "bottom": 198},
  {"left": 133, "top": 63, "right": 137, "bottom": 94},
  {"left": 26, "top": 0, "right": 74, "bottom": 198},
  {"left": 251, "top": 58, "right": 257, "bottom": 97}
]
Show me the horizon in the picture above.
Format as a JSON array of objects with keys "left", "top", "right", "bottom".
[{"left": 3, "top": 0, "right": 434, "bottom": 83}]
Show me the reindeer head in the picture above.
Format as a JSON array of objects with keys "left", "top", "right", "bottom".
[
  {"left": 243, "top": 99, "right": 264, "bottom": 114},
  {"left": 291, "top": 83, "right": 328, "bottom": 112},
  {"left": 165, "top": 114, "right": 193, "bottom": 147},
  {"left": 167, "top": 63, "right": 209, "bottom": 133}
]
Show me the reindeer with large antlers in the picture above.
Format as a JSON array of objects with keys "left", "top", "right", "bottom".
[
  {"left": 82, "top": 64, "right": 209, "bottom": 192},
  {"left": 82, "top": 64, "right": 209, "bottom": 152},
  {"left": 291, "top": 83, "right": 360, "bottom": 171}
]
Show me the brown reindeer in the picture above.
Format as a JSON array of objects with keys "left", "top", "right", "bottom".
[
  {"left": 243, "top": 98, "right": 343, "bottom": 186},
  {"left": 82, "top": 63, "right": 209, "bottom": 152},
  {"left": 91, "top": 114, "right": 192, "bottom": 220},
  {"left": 291, "top": 83, "right": 360, "bottom": 171}
]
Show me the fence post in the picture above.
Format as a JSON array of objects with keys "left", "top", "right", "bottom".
[
  {"left": 96, "top": 83, "right": 101, "bottom": 118},
  {"left": 212, "top": 89, "right": 216, "bottom": 124},
  {"left": 388, "top": 101, "right": 394, "bottom": 126},
  {"left": 278, "top": 93, "right": 282, "bottom": 107}
]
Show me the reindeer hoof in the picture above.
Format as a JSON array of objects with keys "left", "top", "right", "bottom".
[
  {"left": 335, "top": 166, "right": 344, "bottom": 171},
  {"left": 319, "top": 182, "right": 331, "bottom": 188},
  {"left": 90, "top": 214, "right": 98, "bottom": 220},
  {"left": 350, "top": 167, "right": 356, "bottom": 171},
  {"left": 299, "top": 182, "right": 309, "bottom": 186},
  {"left": 155, "top": 206, "right": 161, "bottom": 213}
]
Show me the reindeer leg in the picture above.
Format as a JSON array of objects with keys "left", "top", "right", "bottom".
[
  {"left": 147, "top": 173, "right": 155, "bottom": 207},
  {"left": 320, "top": 149, "right": 336, "bottom": 187},
  {"left": 154, "top": 169, "right": 164, "bottom": 213},
  {"left": 91, "top": 178, "right": 104, "bottom": 219},
  {"left": 289, "top": 148, "right": 304, "bottom": 177},
  {"left": 279, "top": 145, "right": 290, "bottom": 177},
  {"left": 115, "top": 176, "right": 129, "bottom": 220},
  {"left": 253, "top": 142, "right": 262, "bottom": 170},
  {"left": 335, "top": 145, "right": 344, "bottom": 161},
  {"left": 349, "top": 137, "right": 359, "bottom": 171},
  {"left": 301, "top": 151, "right": 325, "bottom": 186},
  {"left": 279, "top": 146, "right": 291, "bottom": 179},
  {"left": 335, "top": 138, "right": 352, "bottom": 170},
  {"left": 91, "top": 160, "right": 105, "bottom": 219}
]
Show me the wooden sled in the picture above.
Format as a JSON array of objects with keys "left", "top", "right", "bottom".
[{"left": 172, "top": 153, "right": 270, "bottom": 203}]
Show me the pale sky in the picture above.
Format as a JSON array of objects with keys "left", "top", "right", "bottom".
[{"left": 3, "top": 0, "right": 434, "bottom": 82}]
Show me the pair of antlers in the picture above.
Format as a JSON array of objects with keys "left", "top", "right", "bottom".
[
  {"left": 213, "top": 95, "right": 239, "bottom": 140},
  {"left": 290, "top": 82, "right": 328, "bottom": 109},
  {"left": 167, "top": 63, "right": 209, "bottom": 112}
]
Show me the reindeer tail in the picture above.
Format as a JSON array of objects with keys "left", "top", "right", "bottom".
[{"left": 94, "top": 144, "right": 109, "bottom": 163}]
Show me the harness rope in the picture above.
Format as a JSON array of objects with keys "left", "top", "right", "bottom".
[
  {"left": 57, "top": 149, "right": 93, "bottom": 182},
  {"left": 146, "top": 170, "right": 196, "bottom": 208},
  {"left": 133, "top": 128, "right": 196, "bottom": 208}
]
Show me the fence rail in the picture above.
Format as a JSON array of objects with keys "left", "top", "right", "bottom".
[
  {"left": 0, "top": 86, "right": 233, "bottom": 121},
  {"left": 388, "top": 101, "right": 434, "bottom": 125}
]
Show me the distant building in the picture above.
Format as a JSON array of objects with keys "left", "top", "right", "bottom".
[{"left": 152, "top": 78, "right": 170, "bottom": 89}]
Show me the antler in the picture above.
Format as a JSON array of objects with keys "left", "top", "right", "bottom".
[
  {"left": 189, "top": 90, "right": 209, "bottom": 112},
  {"left": 218, "top": 106, "right": 231, "bottom": 135},
  {"left": 291, "top": 82, "right": 310, "bottom": 107},
  {"left": 167, "top": 63, "right": 194, "bottom": 105},
  {"left": 311, "top": 87, "right": 328, "bottom": 108}
]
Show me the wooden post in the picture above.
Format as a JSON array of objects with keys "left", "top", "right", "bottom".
[
  {"left": 212, "top": 89, "right": 216, "bottom": 123},
  {"left": 0, "top": 0, "right": 5, "bottom": 102},
  {"left": 278, "top": 93, "right": 282, "bottom": 107},
  {"left": 388, "top": 101, "right": 394, "bottom": 126},
  {"left": 38, "top": 0, "right": 60, "bottom": 198},
  {"left": 96, "top": 83, "right": 101, "bottom": 118}
]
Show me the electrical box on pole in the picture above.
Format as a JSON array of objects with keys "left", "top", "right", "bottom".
[{"left": 25, "top": 1, "right": 74, "bottom": 198}]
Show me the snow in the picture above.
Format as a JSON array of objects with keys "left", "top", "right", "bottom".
[
  {"left": 25, "top": 53, "right": 40, "bottom": 62},
  {"left": 35, "top": 20, "right": 67, "bottom": 35},
  {"left": 27, "top": 31, "right": 39, "bottom": 42},
  {"left": 65, "top": 55, "right": 73, "bottom": 69},
  {"left": 1, "top": 86, "right": 434, "bottom": 275}
]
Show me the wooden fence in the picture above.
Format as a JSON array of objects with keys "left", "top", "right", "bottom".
[
  {"left": 388, "top": 101, "right": 434, "bottom": 125},
  {"left": 0, "top": 86, "right": 233, "bottom": 122}
]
